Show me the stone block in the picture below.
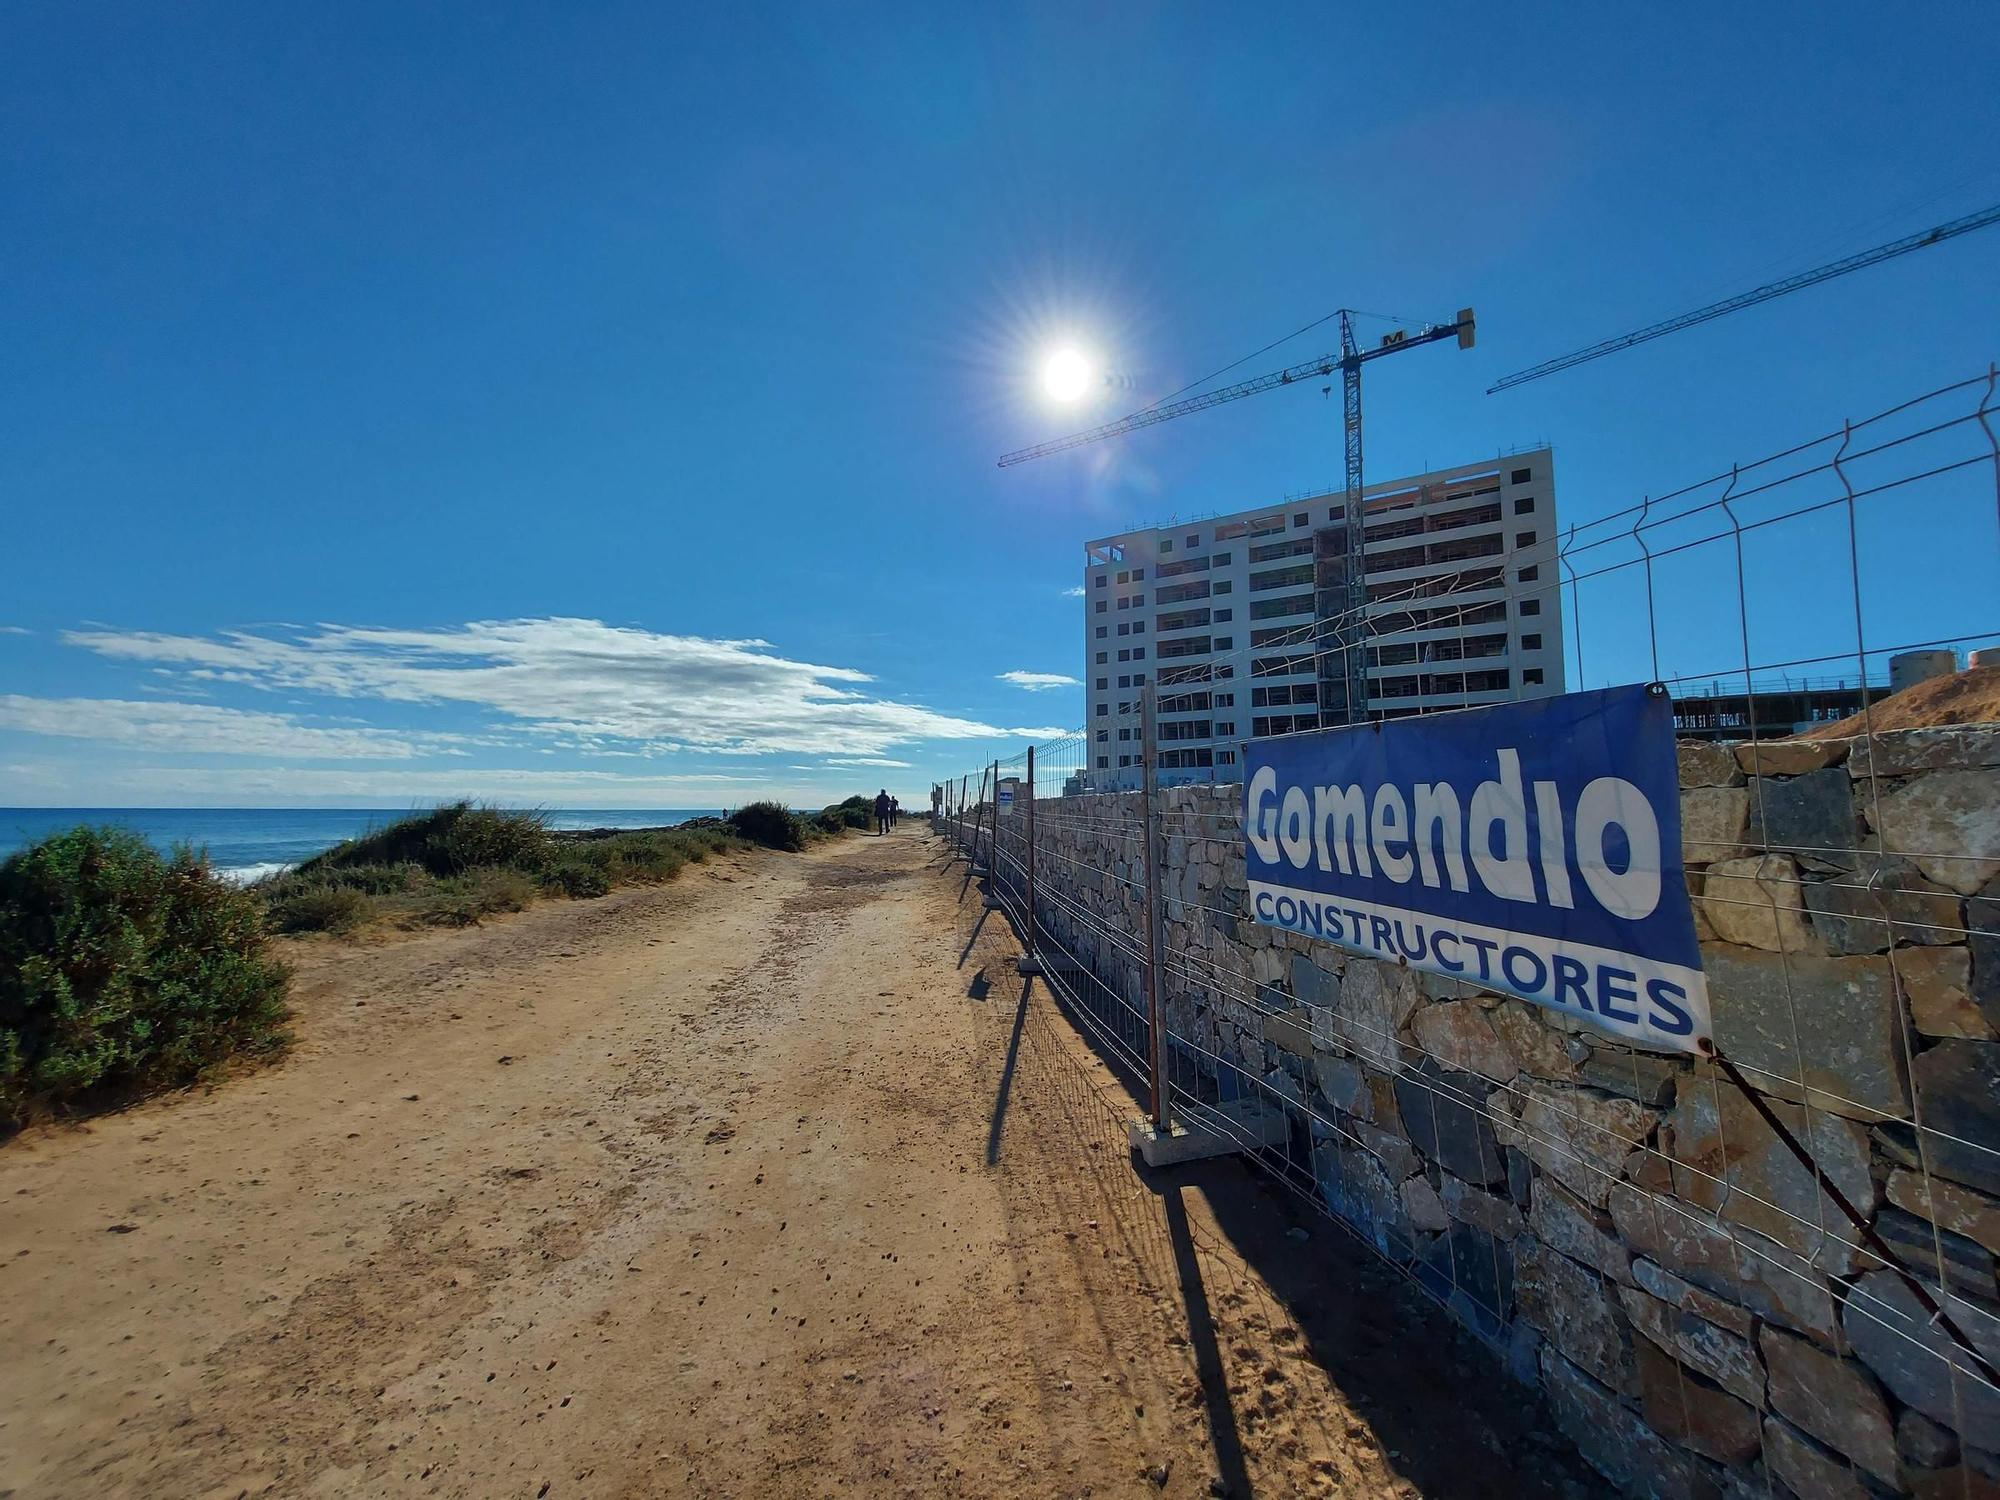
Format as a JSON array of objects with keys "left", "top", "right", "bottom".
[
  {"left": 1897, "top": 1407, "right": 1960, "bottom": 1469},
  {"left": 1762, "top": 1417, "right": 1870, "bottom": 1500},
  {"left": 1848, "top": 725, "right": 2000, "bottom": 778},
  {"left": 1418, "top": 1221, "right": 1513, "bottom": 1331},
  {"left": 1317, "top": 1143, "right": 1411, "bottom": 1258},
  {"left": 1393, "top": 1057, "right": 1505, "bottom": 1185},
  {"left": 1667, "top": 1084, "right": 1875, "bottom": 1262},
  {"left": 1490, "top": 999, "right": 1583, "bottom": 1083},
  {"left": 1681, "top": 786, "right": 1752, "bottom": 867},
  {"left": 1747, "top": 768, "right": 1862, "bottom": 871},
  {"left": 1972, "top": 874, "right": 2000, "bottom": 1016},
  {"left": 1841, "top": 1267, "right": 2000, "bottom": 1435},
  {"left": 1634, "top": 1337, "right": 1761, "bottom": 1465},
  {"left": 1261, "top": 1009, "right": 1316, "bottom": 1059},
  {"left": 1803, "top": 853, "right": 1963, "bottom": 953},
  {"left": 1902, "top": 946, "right": 1995, "bottom": 1040},
  {"left": 1516, "top": 1238, "right": 1636, "bottom": 1394},
  {"left": 1401, "top": 1174, "right": 1449, "bottom": 1233},
  {"left": 1910, "top": 1466, "right": 2000, "bottom": 1500},
  {"left": 1312, "top": 1052, "right": 1368, "bottom": 1118},
  {"left": 1699, "top": 854, "right": 1820, "bottom": 952},
  {"left": 1493, "top": 1083, "right": 1658, "bottom": 1208},
  {"left": 1760, "top": 1325, "right": 1898, "bottom": 1485},
  {"left": 1735, "top": 739, "right": 1849, "bottom": 777},
  {"left": 1529, "top": 1179, "right": 1631, "bottom": 1282},
  {"left": 1874, "top": 1207, "right": 1997, "bottom": 1300},
  {"left": 1618, "top": 1284, "right": 1764, "bottom": 1404},
  {"left": 1868, "top": 769, "right": 2000, "bottom": 894},
  {"left": 1912, "top": 1040, "right": 2000, "bottom": 1195},
  {"left": 1701, "top": 944, "right": 1910, "bottom": 1120},
  {"left": 1350, "top": 1116, "right": 1420, "bottom": 1180},
  {"left": 1575, "top": 1044, "right": 1681, "bottom": 1107},
  {"left": 1629, "top": 1257, "right": 1754, "bottom": 1336},
  {"left": 1678, "top": 740, "right": 1744, "bottom": 789},
  {"left": 1441, "top": 1174, "right": 1525, "bottom": 1239},
  {"left": 1885, "top": 1165, "right": 2000, "bottom": 1256},
  {"left": 1327, "top": 957, "right": 1420, "bottom": 1074},
  {"left": 1539, "top": 1348, "right": 1718, "bottom": 1500},
  {"left": 1410, "top": 999, "right": 1519, "bottom": 1083},
  {"left": 1608, "top": 1182, "right": 1842, "bottom": 1346}
]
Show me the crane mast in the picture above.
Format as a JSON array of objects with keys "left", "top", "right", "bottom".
[{"left": 999, "top": 306, "right": 1474, "bottom": 726}]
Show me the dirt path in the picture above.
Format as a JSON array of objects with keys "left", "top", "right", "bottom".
[{"left": 0, "top": 826, "right": 1589, "bottom": 1499}]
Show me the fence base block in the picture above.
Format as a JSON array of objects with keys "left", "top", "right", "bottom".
[
  {"left": 1014, "top": 955, "right": 1042, "bottom": 976},
  {"left": 1128, "top": 1097, "right": 1289, "bottom": 1167}
]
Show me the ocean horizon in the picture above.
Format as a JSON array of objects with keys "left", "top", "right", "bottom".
[{"left": 0, "top": 807, "right": 729, "bottom": 882}]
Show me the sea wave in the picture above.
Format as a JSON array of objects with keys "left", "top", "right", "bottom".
[{"left": 217, "top": 861, "right": 293, "bottom": 886}]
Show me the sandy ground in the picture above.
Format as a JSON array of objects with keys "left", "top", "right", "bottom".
[{"left": 0, "top": 826, "right": 1592, "bottom": 1499}]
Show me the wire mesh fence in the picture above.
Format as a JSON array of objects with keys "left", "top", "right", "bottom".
[{"left": 934, "top": 369, "right": 2000, "bottom": 1499}]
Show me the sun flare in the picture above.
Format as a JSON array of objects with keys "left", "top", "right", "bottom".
[{"left": 1040, "top": 347, "right": 1093, "bottom": 403}]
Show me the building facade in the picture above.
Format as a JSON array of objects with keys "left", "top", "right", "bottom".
[{"left": 1081, "top": 450, "right": 1563, "bottom": 788}]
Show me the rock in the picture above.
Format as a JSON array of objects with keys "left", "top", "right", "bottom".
[
  {"left": 1350, "top": 1117, "right": 1421, "bottom": 1180},
  {"left": 1841, "top": 1267, "right": 2000, "bottom": 1435},
  {"left": 1848, "top": 725, "right": 2000, "bottom": 778},
  {"left": 1897, "top": 1408, "right": 1960, "bottom": 1469},
  {"left": 1410, "top": 1000, "right": 1519, "bottom": 1083},
  {"left": 1910, "top": 1040, "right": 2000, "bottom": 1195},
  {"left": 1902, "top": 946, "right": 1996, "bottom": 1040},
  {"left": 1869, "top": 769, "right": 2000, "bottom": 895},
  {"left": 1506, "top": 1144, "right": 1534, "bottom": 1208},
  {"left": 1680, "top": 786, "right": 1751, "bottom": 867},
  {"left": 1401, "top": 1175, "right": 1449, "bottom": 1233},
  {"left": 1735, "top": 739, "right": 1849, "bottom": 777},
  {"left": 1516, "top": 1237, "right": 1635, "bottom": 1393},
  {"left": 1873, "top": 1205, "right": 1996, "bottom": 1300},
  {"left": 1261, "top": 1009, "right": 1316, "bottom": 1059},
  {"left": 1539, "top": 1348, "right": 1718, "bottom": 1500},
  {"left": 1759, "top": 1325, "right": 1899, "bottom": 1485},
  {"left": 1608, "top": 1181, "right": 1842, "bottom": 1345},
  {"left": 1746, "top": 769, "right": 1861, "bottom": 872},
  {"left": 1441, "top": 1174, "right": 1526, "bottom": 1239},
  {"left": 1634, "top": 1338, "right": 1761, "bottom": 1464},
  {"left": 1574, "top": 1045, "right": 1680, "bottom": 1107},
  {"left": 1394, "top": 1059, "right": 1505, "bottom": 1185},
  {"left": 1910, "top": 1466, "right": 2000, "bottom": 1500},
  {"left": 1328, "top": 958, "right": 1421, "bottom": 1074},
  {"left": 1618, "top": 1285, "right": 1764, "bottom": 1403},
  {"left": 1316, "top": 1145, "right": 1409, "bottom": 1258},
  {"left": 1803, "top": 854, "right": 1963, "bottom": 953},
  {"left": 1491, "top": 1000, "right": 1583, "bottom": 1083},
  {"left": 1493, "top": 1084, "right": 1658, "bottom": 1209},
  {"left": 1529, "top": 1181, "right": 1630, "bottom": 1282},
  {"left": 1415, "top": 1222, "right": 1514, "bottom": 1332},
  {"left": 1667, "top": 1084, "right": 1875, "bottom": 1262},
  {"left": 1678, "top": 741, "right": 1743, "bottom": 789},
  {"left": 1885, "top": 1166, "right": 2000, "bottom": 1256},
  {"left": 1628, "top": 1257, "right": 1754, "bottom": 1336},
  {"left": 1971, "top": 874, "right": 2000, "bottom": 1017},
  {"left": 1312, "top": 1053, "right": 1368, "bottom": 1117},
  {"left": 1700, "top": 945, "right": 1909, "bottom": 1120},
  {"left": 1698, "top": 855, "right": 1820, "bottom": 952},
  {"left": 1762, "top": 1417, "right": 1871, "bottom": 1500}
]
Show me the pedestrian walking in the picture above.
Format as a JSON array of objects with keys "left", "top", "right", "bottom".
[
  {"left": 890, "top": 795, "right": 900, "bottom": 827},
  {"left": 874, "top": 788, "right": 892, "bottom": 835}
]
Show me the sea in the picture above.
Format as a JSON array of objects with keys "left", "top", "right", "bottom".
[{"left": 0, "top": 809, "right": 724, "bottom": 884}]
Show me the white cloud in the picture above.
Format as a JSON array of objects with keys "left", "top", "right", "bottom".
[
  {"left": 0, "top": 625, "right": 31, "bottom": 635},
  {"left": 824, "top": 756, "right": 911, "bottom": 767},
  {"left": 0, "top": 695, "right": 447, "bottom": 760},
  {"left": 63, "top": 618, "right": 1033, "bottom": 758},
  {"left": 1060, "top": 586, "right": 1085, "bottom": 598},
  {"left": 998, "top": 670, "right": 1080, "bottom": 691}
]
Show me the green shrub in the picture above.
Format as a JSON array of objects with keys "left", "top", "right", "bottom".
[
  {"left": 0, "top": 827, "right": 290, "bottom": 1128},
  {"left": 413, "top": 867, "right": 538, "bottom": 927},
  {"left": 728, "top": 801, "right": 807, "bottom": 852},
  {"left": 296, "top": 802, "right": 553, "bottom": 880},
  {"left": 266, "top": 883, "right": 373, "bottom": 934},
  {"left": 541, "top": 860, "right": 612, "bottom": 899}
]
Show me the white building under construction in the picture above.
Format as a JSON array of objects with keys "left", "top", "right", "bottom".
[{"left": 1081, "top": 449, "right": 1564, "bottom": 787}]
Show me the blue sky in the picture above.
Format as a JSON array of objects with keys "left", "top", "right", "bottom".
[{"left": 3, "top": 3, "right": 1997, "bottom": 807}]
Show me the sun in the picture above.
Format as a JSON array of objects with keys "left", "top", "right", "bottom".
[{"left": 1040, "top": 347, "right": 1093, "bottom": 403}]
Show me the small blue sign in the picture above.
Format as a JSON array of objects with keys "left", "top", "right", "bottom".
[{"left": 1244, "top": 684, "right": 1710, "bottom": 1054}]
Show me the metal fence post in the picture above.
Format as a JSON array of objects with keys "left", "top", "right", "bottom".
[
  {"left": 1139, "top": 683, "right": 1170, "bottom": 1132},
  {"left": 1018, "top": 744, "right": 1040, "bottom": 976}
]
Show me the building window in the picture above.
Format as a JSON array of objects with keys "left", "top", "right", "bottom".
[
  {"left": 1095, "top": 600, "right": 1107, "bottom": 613},
  {"left": 1185, "top": 534, "right": 1198, "bottom": 548},
  {"left": 1119, "top": 755, "right": 1132, "bottom": 767},
  {"left": 1133, "top": 647, "right": 1146, "bottom": 660},
  {"left": 1116, "top": 570, "right": 1129, "bottom": 584},
  {"left": 1096, "top": 756, "right": 1108, "bottom": 769},
  {"left": 1116, "top": 623, "right": 1128, "bottom": 636},
  {"left": 1214, "top": 637, "right": 1233, "bottom": 650},
  {"left": 1133, "top": 620, "right": 1145, "bottom": 633},
  {"left": 1523, "top": 668, "right": 1545, "bottom": 686},
  {"left": 1218, "top": 749, "right": 1235, "bottom": 764},
  {"left": 1216, "top": 721, "right": 1235, "bottom": 736},
  {"left": 1215, "top": 692, "right": 1234, "bottom": 707},
  {"left": 1293, "top": 512, "right": 1308, "bottom": 527},
  {"left": 1095, "top": 575, "right": 1107, "bottom": 588},
  {"left": 1095, "top": 677, "right": 1107, "bottom": 690},
  {"left": 1117, "top": 648, "right": 1129, "bottom": 661},
  {"left": 1118, "top": 727, "right": 1131, "bottom": 741},
  {"left": 1213, "top": 581, "right": 1232, "bottom": 595},
  {"left": 1514, "top": 496, "right": 1534, "bottom": 515},
  {"left": 1214, "top": 608, "right": 1232, "bottom": 622},
  {"left": 1095, "top": 651, "right": 1107, "bottom": 664},
  {"left": 1133, "top": 672, "right": 1145, "bottom": 684},
  {"left": 1095, "top": 626, "right": 1107, "bottom": 639},
  {"left": 1096, "top": 729, "right": 1108, "bottom": 742},
  {"left": 1095, "top": 704, "right": 1108, "bottom": 716},
  {"left": 1132, "top": 567, "right": 1146, "bottom": 580},
  {"left": 1118, "top": 675, "right": 1130, "bottom": 688},
  {"left": 1518, "top": 565, "right": 1539, "bottom": 583},
  {"left": 1511, "top": 468, "right": 1532, "bottom": 485},
  {"left": 1516, "top": 530, "right": 1537, "bottom": 547},
  {"left": 1160, "top": 540, "right": 1174, "bottom": 554},
  {"left": 1214, "top": 551, "right": 1232, "bottom": 566},
  {"left": 1520, "top": 599, "right": 1540, "bottom": 617},
  {"left": 1522, "top": 633, "right": 1542, "bottom": 651}
]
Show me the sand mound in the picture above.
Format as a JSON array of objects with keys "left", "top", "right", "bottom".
[{"left": 1795, "top": 664, "right": 2000, "bottom": 739}]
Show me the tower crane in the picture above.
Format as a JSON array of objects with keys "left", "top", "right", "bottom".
[{"left": 998, "top": 307, "right": 1475, "bottom": 724}]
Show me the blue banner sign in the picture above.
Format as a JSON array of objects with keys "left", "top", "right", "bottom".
[{"left": 1244, "top": 684, "right": 1711, "bottom": 1055}]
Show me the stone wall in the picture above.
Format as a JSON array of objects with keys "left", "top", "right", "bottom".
[{"left": 1013, "top": 726, "right": 2000, "bottom": 1499}]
